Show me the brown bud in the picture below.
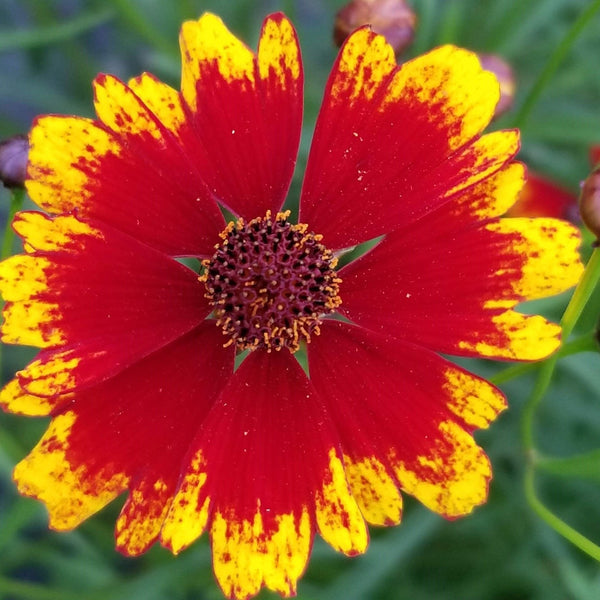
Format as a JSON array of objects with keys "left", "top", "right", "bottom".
[
  {"left": 580, "top": 167, "right": 600, "bottom": 246},
  {"left": 333, "top": 0, "right": 416, "bottom": 55},
  {"left": 478, "top": 54, "right": 515, "bottom": 120},
  {"left": 0, "top": 134, "right": 29, "bottom": 189}
]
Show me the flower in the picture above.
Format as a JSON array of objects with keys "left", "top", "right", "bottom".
[{"left": 0, "top": 12, "right": 583, "bottom": 600}]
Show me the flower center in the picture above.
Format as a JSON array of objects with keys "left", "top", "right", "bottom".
[{"left": 202, "top": 211, "right": 342, "bottom": 353}]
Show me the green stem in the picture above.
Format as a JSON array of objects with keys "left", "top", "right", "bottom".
[
  {"left": 512, "top": 0, "right": 600, "bottom": 129},
  {"left": 491, "top": 332, "right": 597, "bottom": 387},
  {"left": 524, "top": 465, "right": 600, "bottom": 561}
]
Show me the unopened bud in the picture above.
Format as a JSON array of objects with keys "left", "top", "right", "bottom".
[
  {"left": 580, "top": 167, "right": 600, "bottom": 246},
  {"left": 478, "top": 54, "right": 515, "bottom": 119},
  {"left": 0, "top": 134, "right": 28, "bottom": 189},
  {"left": 333, "top": 0, "right": 416, "bottom": 55}
]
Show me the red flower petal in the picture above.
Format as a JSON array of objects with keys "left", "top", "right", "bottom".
[
  {"left": 300, "top": 38, "right": 514, "bottom": 249},
  {"left": 27, "top": 90, "right": 224, "bottom": 256},
  {"left": 13, "top": 324, "right": 233, "bottom": 555},
  {"left": 177, "top": 13, "right": 302, "bottom": 219},
  {"left": 0, "top": 212, "right": 208, "bottom": 397},
  {"left": 310, "top": 321, "right": 506, "bottom": 518},
  {"left": 339, "top": 196, "right": 583, "bottom": 360},
  {"left": 161, "top": 350, "right": 367, "bottom": 599}
]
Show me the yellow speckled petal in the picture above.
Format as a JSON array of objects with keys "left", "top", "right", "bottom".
[
  {"left": 485, "top": 218, "right": 583, "bottom": 300},
  {"left": 443, "top": 367, "right": 507, "bottom": 430},
  {"left": 449, "top": 162, "right": 526, "bottom": 220},
  {"left": 315, "top": 450, "right": 368, "bottom": 555},
  {"left": 180, "top": 13, "right": 255, "bottom": 108},
  {"left": 211, "top": 508, "right": 312, "bottom": 599},
  {"left": 0, "top": 377, "right": 70, "bottom": 416},
  {"left": 160, "top": 448, "right": 210, "bottom": 554},
  {"left": 26, "top": 116, "right": 120, "bottom": 214},
  {"left": 127, "top": 72, "right": 185, "bottom": 132},
  {"left": 94, "top": 74, "right": 166, "bottom": 141},
  {"left": 331, "top": 27, "right": 396, "bottom": 102},
  {"left": 393, "top": 421, "right": 491, "bottom": 518},
  {"left": 386, "top": 45, "right": 499, "bottom": 151},
  {"left": 13, "top": 411, "right": 129, "bottom": 529},
  {"left": 116, "top": 479, "right": 173, "bottom": 556},
  {"left": 343, "top": 455, "right": 403, "bottom": 526},
  {"left": 443, "top": 130, "right": 520, "bottom": 199},
  {"left": 177, "top": 12, "right": 303, "bottom": 220},
  {"left": 458, "top": 311, "right": 563, "bottom": 360}
]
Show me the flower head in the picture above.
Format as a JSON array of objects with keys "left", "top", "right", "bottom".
[{"left": 0, "top": 13, "right": 583, "bottom": 600}]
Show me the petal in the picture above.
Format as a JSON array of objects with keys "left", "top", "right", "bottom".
[
  {"left": 340, "top": 213, "right": 583, "bottom": 360},
  {"left": 14, "top": 324, "right": 233, "bottom": 550},
  {"left": 161, "top": 350, "right": 367, "bottom": 599},
  {"left": 178, "top": 13, "right": 302, "bottom": 218},
  {"left": 0, "top": 212, "right": 208, "bottom": 397},
  {"left": 27, "top": 79, "right": 224, "bottom": 256},
  {"left": 300, "top": 36, "right": 511, "bottom": 248},
  {"left": 309, "top": 321, "right": 506, "bottom": 518}
]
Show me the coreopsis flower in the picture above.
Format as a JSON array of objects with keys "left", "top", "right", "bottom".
[{"left": 0, "top": 13, "right": 583, "bottom": 600}]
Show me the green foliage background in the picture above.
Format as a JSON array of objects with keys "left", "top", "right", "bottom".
[{"left": 1, "top": 1, "right": 600, "bottom": 599}]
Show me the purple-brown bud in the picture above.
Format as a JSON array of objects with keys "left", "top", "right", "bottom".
[
  {"left": 0, "top": 134, "right": 29, "bottom": 189},
  {"left": 478, "top": 53, "right": 516, "bottom": 120},
  {"left": 580, "top": 167, "right": 600, "bottom": 246},
  {"left": 334, "top": 0, "right": 416, "bottom": 55}
]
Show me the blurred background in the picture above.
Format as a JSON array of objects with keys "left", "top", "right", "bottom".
[{"left": 1, "top": 1, "right": 600, "bottom": 598}]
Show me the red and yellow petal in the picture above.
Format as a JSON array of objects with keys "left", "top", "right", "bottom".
[
  {"left": 177, "top": 13, "right": 302, "bottom": 219},
  {"left": 300, "top": 35, "right": 510, "bottom": 249},
  {"left": 27, "top": 89, "right": 224, "bottom": 256},
  {"left": 340, "top": 209, "right": 582, "bottom": 360},
  {"left": 161, "top": 350, "right": 367, "bottom": 599},
  {"left": 14, "top": 324, "right": 233, "bottom": 552},
  {"left": 0, "top": 212, "right": 208, "bottom": 397},
  {"left": 309, "top": 321, "right": 506, "bottom": 520}
]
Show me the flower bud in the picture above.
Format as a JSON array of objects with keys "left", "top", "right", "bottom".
[
  {"left": 579, "top": 167, "right": 600, "bottom": 246},
  {"left": 0, "top": 134, "right": 29, "bottom": 189},
  {"left": 478, "top": 53, "right": 515, "bottom": 119},
  {"left": 333, "top": 0, "right": 416, "bottom": 55}
]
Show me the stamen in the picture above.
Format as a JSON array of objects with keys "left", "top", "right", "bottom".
[{"left": 202, "top": 211, "right": 341, "bottom": 353}]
